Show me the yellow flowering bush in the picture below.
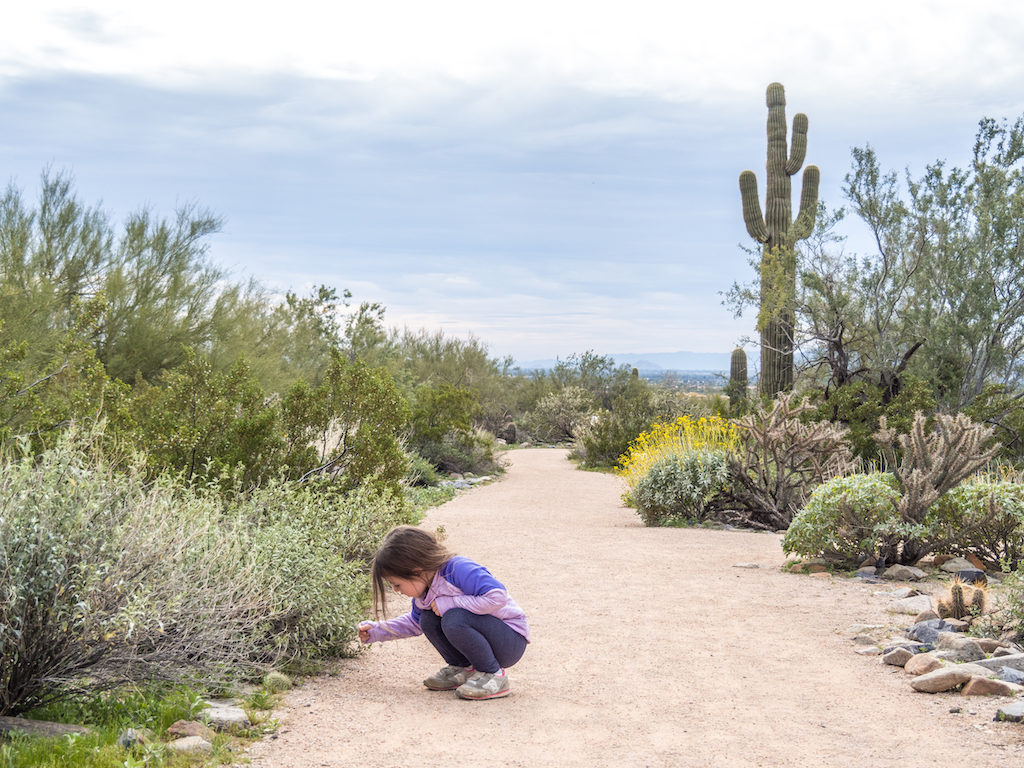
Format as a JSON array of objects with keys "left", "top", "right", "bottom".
[{"left": 618, "top": 415, "right": 739, "bottom": 495}]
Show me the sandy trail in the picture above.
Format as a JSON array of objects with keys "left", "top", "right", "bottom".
[{"left": 246, "top": 448, "right": 1023, "bottom": 768}]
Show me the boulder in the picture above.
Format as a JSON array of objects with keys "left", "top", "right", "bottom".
[
  {"left": 939, "top": 557, "right": 977, "bottom": 573},
  {"left": 882, "top": 565, "right": 927, "bottom": 581},
  {"left": 891, "top": 595, "right": 934, "bottom": 615},
  {"left": 882, "top": 647, "right": 914, "bottom": 667},
  {"left": 167, "top": 736, "right": 215, "bottom": 755},
  {"left": 904, "top": 653, "right": 944, "bottom": 676},
  {"left": 961, "top": 677, "right": 1017, "bottom": 697},
  {"left": 934, "top": 632, "right": 986, "bottom": 662},
  {"left": 910, "top": 666, "right": 974, "bottom": 693}
]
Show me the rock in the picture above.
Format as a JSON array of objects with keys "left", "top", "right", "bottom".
[
  {"left": 853, "top": 634, "right": 879, "bottom": 645},
  {"left": 732, "top": 562, "right": 760, "bottom": 569},
  {"left": 889, "top": 587, "right": 922, "bottom": 599},
  {"left": 970, "top": 652, "right": 1024, "bottom": 674},
  {"left": 882, "top": 564, "right": 927, "bottom": 581},
  {"left": 961, "top": 676, "right": 1016, "bottom": 696},
  {"left": 910, "top": 666, "right": 974, "bottom": 693},
  {"left": 890, "top": 595, "right": 934, "bottom": 615},
  {"left": 167, "top": 720, "right": 216, "bottom": 741},
  {"left": 913, "top": 609, "right": 940, "bottom": 623},
  {"left": 789, "top": 558, "right": 829, "bottom": 574},
  {"left": 994, "top": 646, "right": 1020, "bottom": 657},
  {"left": 939, "top": 557, "right": 977, "bottom": 573},
  {"left": 855, "top": 646, "right": 882, "bottom": 656},
  {"left": 882, "top": 647, "right": 914, "bottom": 667},
  {"left": 904, "top": 653, "right": 944, "bottom": 676},
  {"left": 995, "top": 702, "right": 1024, "bottom": 723},
  {"left": 955, "top": 568, "right": 987, "bottom": 585},
  {"left": 935, "top": 632, "right": 986, "bottom": 662},
  {"left": 943, "top": 618, "right": 970, "bottom": 632},
  {"left": 201, "top": 701, "right": 250, "bottom": 731},
  {"left": 999, "top": 666, "right": 1024, "bottom": 685},
  {"left": 974, "top": 638, "right": 1009, "bottom": 654},
  {"left": 117, "top": 728, "right": 153, "bottom": 748},
  {"left": 854, "top": 567, "right": 878, "bottom": 579},
  {"left": 167, "top": 736, "right": 215, "bottom": 755},
  {"left": 965, "top": 553, "right": 989, "bottom": 571},
  {"left": 907, "top": 619, "right": 961, "bottom": 644}
]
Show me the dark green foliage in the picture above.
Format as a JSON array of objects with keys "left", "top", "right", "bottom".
[{"left": 739, "top": 83, "right": 820, "bottom": 396}]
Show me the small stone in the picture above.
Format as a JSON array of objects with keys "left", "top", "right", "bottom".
[
  {"left": 995, "top": 702, "right": 1024, "bottom": 723},
  {"left": 732, "top": 562, "right": 760, "bottom": 569},
  {"left": 167, "top": 736, "right": 215, "bottom": 755},
  {"left": 943, "top": 618, "right": 970, "bottom": 632},
  {"left": 939, "top": 557, "right": 977, "bottom": 573},
  {"left": 913, "top": 609, "right": 940, "bottom": 623},
  {"left": 904, "top": 653, "right": 944, "bottom": 676},
  {"left": 854, "top": 567, "right": 878, "bottom": 579},
  {"left": 201, "top": 703, "right": 251, "bottom": 731},
  {"left": 882, "top": 647, "right": 914, "bottom": 667},
  {"left": 993, "top": 646, "right": 1019, "bottom": 658},
  {"left": 890, "top": 595, "right": 934, "bottom": 615},
  {"left": 907, "top": 619, "right": 961, "bottom": 644},
  {"left": 949, "top": 706, "right": 962, "bottom": 713},
  {"left": 889, "top": 587, "right": 921, "bottom": 599},
  {"left": 999, "top": 666, "right": 1024, "bottom": 685},
  {"left": 910, "top": 666, "right": 974, "bottom": 693},
  {"left": 117, "top": 728, "right": 153, "bottom": 748},
  {"left": 962, "top": 676, "right": 1017, "bottom": 697},
  {"left": 882, "top": 564, "right": 927, "bottom": 581},
  {"left": 167, "top": 720, "right": 216, "bottom": 741},
  {"left": 853, "top": 634, "right": 878, "bottom": 645},
  {"left": 855, "top": 646, "right": 882, "bottom": 656},
  {"left": 974, "top": 638, "right": 1008, "bottom": 653}
]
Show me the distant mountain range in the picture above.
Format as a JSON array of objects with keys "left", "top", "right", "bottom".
[{"left": 514, "top": 350, "right": 743, "bottom": 373}]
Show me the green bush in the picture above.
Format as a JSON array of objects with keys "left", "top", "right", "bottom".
[
  {"left": 633, "top": 448, "right": 729, "bottom": 526},
  {"left": 521, "top": 386, "right": 596, "bottom": 442},
  {"left": 783, "top": 473, "right": 901, "bottom": 566},
  {"left": 925, "top": 479, "right": 1024, "bottom": 569}
]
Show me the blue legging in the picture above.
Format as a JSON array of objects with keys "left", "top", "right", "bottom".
[{"left": 418, "top": 608, "right": 527, "bottom": 674}]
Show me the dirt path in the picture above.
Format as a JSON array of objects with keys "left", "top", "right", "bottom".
[{"left": 246, "top": 448, "right": 1023, "bottom": 768}]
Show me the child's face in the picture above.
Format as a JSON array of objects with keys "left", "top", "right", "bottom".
[{"left": 386, "top": 572, "right": 429, "bottom": 598}]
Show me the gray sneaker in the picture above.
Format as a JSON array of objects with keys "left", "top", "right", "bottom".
[
  {"left": 455, "top": 670, "right": 510, "bottom": 700},
  {"left": 423, "top": 665, "right": 473, "bottom": 691}
]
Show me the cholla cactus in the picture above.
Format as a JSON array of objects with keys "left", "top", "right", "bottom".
[{"left": 739, "top": 83, "right": 820, "bottom": 396}]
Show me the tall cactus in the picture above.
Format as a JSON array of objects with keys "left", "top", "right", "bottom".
[
  {"left": 739, "top": 83, "right": 820, "bottom": 396},
  {"left": 727, "top": 347, "right": 748, "bottom": 414}
]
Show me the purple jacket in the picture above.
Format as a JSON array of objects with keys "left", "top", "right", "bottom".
[{"left": 363, "top": 556, "right": 529, "bottom": 643}]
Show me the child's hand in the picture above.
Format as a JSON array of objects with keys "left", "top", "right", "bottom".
[
  {"left": 358, "top": 622, "right": 373, "bottom": 643},
  {"left": 430, "top": 601, "right": 440, "bottom": 616}
]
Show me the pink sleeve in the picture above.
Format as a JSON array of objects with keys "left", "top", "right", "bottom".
[
  {"left": 365, "top": 612, "right": 422, "bottom": 642},
  {"left": 433, "top": 589, "right": 508, "bottom": 616}
]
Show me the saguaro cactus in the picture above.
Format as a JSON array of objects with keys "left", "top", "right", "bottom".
[
  {"left": 739, "top": 83, "right": 820, "bottom": 396},
  {"left": 727, "top": 347, "right": 748, "bottom": 414}
]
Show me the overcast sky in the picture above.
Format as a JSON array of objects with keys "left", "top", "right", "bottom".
[{"left": 2, "top": 1, "right": 1022, "bottom": 363}]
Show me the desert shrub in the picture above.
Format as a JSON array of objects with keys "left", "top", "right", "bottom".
[
  {"left": 618, "top": 414, "right": 739, "bottom": 495},
  {"left": 416, "top": 427, "right": 501, "bottom": 475},
  {"left": 783, "top": 473, "right": 901, "bottom": 566},
  {"left": 405, "top": 451, "right": 444, "bottom": 486},
  {"left": 0, "top": 432, "right": 277, "bottom": 715},
  {"left": 925, "top": 478, "right": 1024, "bottom": 570},
  {"left": 633, "top": 449, "right": 730, "bottom": 526},
  {"left": 726, "top": 393, "right": 855, "bottom": 531},
  {"left": 521, "top": 385, "right": 596, "bottom": 442},
  {"left": 874, "top": 411, "right": 1000, "bottom": 564}
]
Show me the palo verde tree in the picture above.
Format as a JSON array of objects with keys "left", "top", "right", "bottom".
[{"left": 739, "top": 82, "right": 820, "bottom": 395}]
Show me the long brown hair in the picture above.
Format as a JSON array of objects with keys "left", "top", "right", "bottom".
[{"left": 370, "top": 526, "right": 452, "bottom": 618}]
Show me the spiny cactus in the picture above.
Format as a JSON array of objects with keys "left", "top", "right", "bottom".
[
  {"left": 937, "top": 579, "right": 987, "bottom": 620},
  {"left": 739, "top": 83, "right": 820, "bottom": 396},
  {"left": 727, "top": 347, "right": 748, "bottom": 414}
]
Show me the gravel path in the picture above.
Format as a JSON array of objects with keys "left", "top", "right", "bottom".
[{"left": 246, "top": 448, "right": 1023, "bottom": 767}]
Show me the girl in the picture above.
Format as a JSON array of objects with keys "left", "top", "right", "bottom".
[{"left": 357, "top": 525, "right": 529, "bottom": 700}]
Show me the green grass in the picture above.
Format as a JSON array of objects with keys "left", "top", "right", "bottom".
[{"left": 1, "top": 685, "right": 242, "bottom": 768}]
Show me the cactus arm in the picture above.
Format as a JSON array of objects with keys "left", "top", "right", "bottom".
[
  {"left": 790, "top": 165, "right": 820, "bottom": 241},
  {"left": 739, "top": 170, "right": 769, "bottom": 242},
  {"left": 785, "top": 113, "right": 809, "bottom": 175}
]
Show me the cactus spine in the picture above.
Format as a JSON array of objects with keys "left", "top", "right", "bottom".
[
  {"left": 739, "top": 83, "right": 820, "bottom": 396},
  {"left": 727, "top": 347, "right": 748, "bottom": 414}
]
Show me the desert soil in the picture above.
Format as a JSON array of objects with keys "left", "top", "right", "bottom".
[{"left": 245, "top": 448, "right": 1024, "bottom": 768}]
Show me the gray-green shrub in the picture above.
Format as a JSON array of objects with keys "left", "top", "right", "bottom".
[
  {"left": 925, "top": 479, "right": 1024, "bottom": 569},
  {"left": 633, "top": 448, "right": 729, "bottom": 526},
  {"left": 783, "top": 473, "right": 901, "bottom": 566}
]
